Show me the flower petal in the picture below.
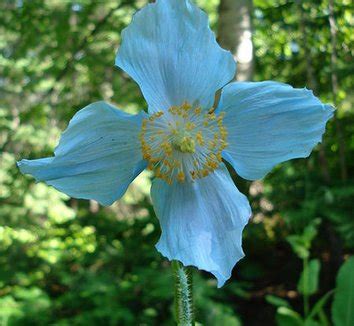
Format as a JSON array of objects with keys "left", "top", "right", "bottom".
[
  {"left": 217, "top": 81, "right": 334, "bottom": 180},
  {"left": 116, "top": 0, "right": 235, "bottom": 113},
  {"left": 151, "top": 163, "right": 251, "bottom": 287},
  {"left": 17, "top": 102, "right": 146, "bottom": 206}
]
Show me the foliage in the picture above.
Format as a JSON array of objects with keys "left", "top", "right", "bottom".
[
  {"left": 332, "top": 257, "right": 354, "bottom": 326},
  {"left": 297, "top": 259, "right": 320, "bottom": 296},
  {"left": 0, "top": 0, "right": 353, "bottom": 325}
]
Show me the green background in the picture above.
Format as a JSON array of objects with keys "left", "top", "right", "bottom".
[{"left": 0, "top": 0, "right": 353, "bottom": 325}]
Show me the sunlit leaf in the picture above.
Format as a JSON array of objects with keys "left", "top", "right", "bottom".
[{"left": 276, "top": 307, "right": 303, "bottom": 326}]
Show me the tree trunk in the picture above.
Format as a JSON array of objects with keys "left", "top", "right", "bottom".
[
  {"left": 217, "top": 0, "right": 254, "bottom": 81},
  {"left": 296, "top": 0, "right": 331, "bottom": 184},
  {"left": 329, "top": 0, "right": 348, "bottom": 183}
]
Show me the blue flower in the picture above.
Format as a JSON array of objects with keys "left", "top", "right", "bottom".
[{"left": 18, "top": 0, "right": 334, "bottom": 287}]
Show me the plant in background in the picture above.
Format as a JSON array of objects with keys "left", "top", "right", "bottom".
[
  {"left": 267, "top": 219, "right": 330, "bottom": 325},
  {"left": 331, "top": 257, "right": 354, "bottom": 326},
  {"left": 287, "top": 219, "right": 322, "bottom": 320},
  {"left": 267, "top": 221, "right": 353, "bottom": 326},
  {"left": 17, "top": 0, "right": 333, "bottom": 324}
]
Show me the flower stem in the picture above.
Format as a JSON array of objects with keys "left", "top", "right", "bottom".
[
  {"left": 172, "top": 260, "right": 194, "bottom": 326},
  {"left": 303, "top": 257, "right": 310, "bottom": 318}
]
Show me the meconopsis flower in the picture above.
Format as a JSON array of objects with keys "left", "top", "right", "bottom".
[{"left": 17, "top": 0, "right": 334, "bottom": 287}]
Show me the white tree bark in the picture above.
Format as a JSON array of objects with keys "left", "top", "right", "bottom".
[{"left": 217, "top": 0, "right": 254, "bottom": 81}]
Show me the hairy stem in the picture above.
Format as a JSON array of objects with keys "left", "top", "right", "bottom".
[{"left": 172, "top": 261, "right": 194, "bottom": 326}]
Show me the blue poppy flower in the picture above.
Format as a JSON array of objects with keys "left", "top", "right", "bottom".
[{"left": 18, "top": 0, "right": 334, "bottom": 287}]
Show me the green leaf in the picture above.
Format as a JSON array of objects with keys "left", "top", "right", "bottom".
[
  {"left": 276, "top": 307, "right": 303, "bottom": 326},
  {"left": 298, "top": 259, "right": 321, "bottom": 296},
  {"left": 304, "top": 319, "right": 320, "bottom": 326},
  {"left": 307, "top": 290, "right": 334, "bottom": 321},
  {"left": 302, "top": 219, "right": 320, "bottom": 246},
  {"left": 287, "top": 235, "right": 310, "bottom": 259},
  {"left": 332, "top": 257, "right": 354, "bottom": 326},
  {"left": 266, "top": 294, "right": 291, "bottom": 308},
  {"left": 286, "top": 220, "right": 321, "bottom": 259}
]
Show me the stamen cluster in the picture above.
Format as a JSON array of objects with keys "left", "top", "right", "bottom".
[{"left": 140, "top": 103, "right": 228, "bottom": 184}]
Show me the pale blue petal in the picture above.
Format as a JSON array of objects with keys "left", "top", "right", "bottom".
[
  {"left": 17, "top": 102, "right": 146, "bottom": 206},
  {"left": 151, "top": 164, "right": 252, "bottom": 287},
  {"left": 116, "top": 0, "right": 236, "bottom": 114},
  {"left": 217, "top": 81, "right": 334, "bottom": 180}
]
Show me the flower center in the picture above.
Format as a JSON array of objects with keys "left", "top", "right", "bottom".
[
  {"left": 172, "top": 131, "right": 196, "bottom": 153},
  {"left": 139, "top": 102, "right": 228, "bottom": 184}
]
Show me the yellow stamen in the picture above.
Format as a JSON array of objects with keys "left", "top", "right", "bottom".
[
  {"left": 177, "top": 171, "right": 185, "bottom": 182},
  {"left": 139, "top": 103, "right": 228, "bottom": 184}
]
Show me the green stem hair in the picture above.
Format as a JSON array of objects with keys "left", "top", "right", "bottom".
[{"left": 172, "top": 260, "right": 195, "bottom": 326}]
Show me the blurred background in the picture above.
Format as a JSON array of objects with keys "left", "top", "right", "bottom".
[{"left": 0, "top": 0, "right": 353, "bottom": 325}]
